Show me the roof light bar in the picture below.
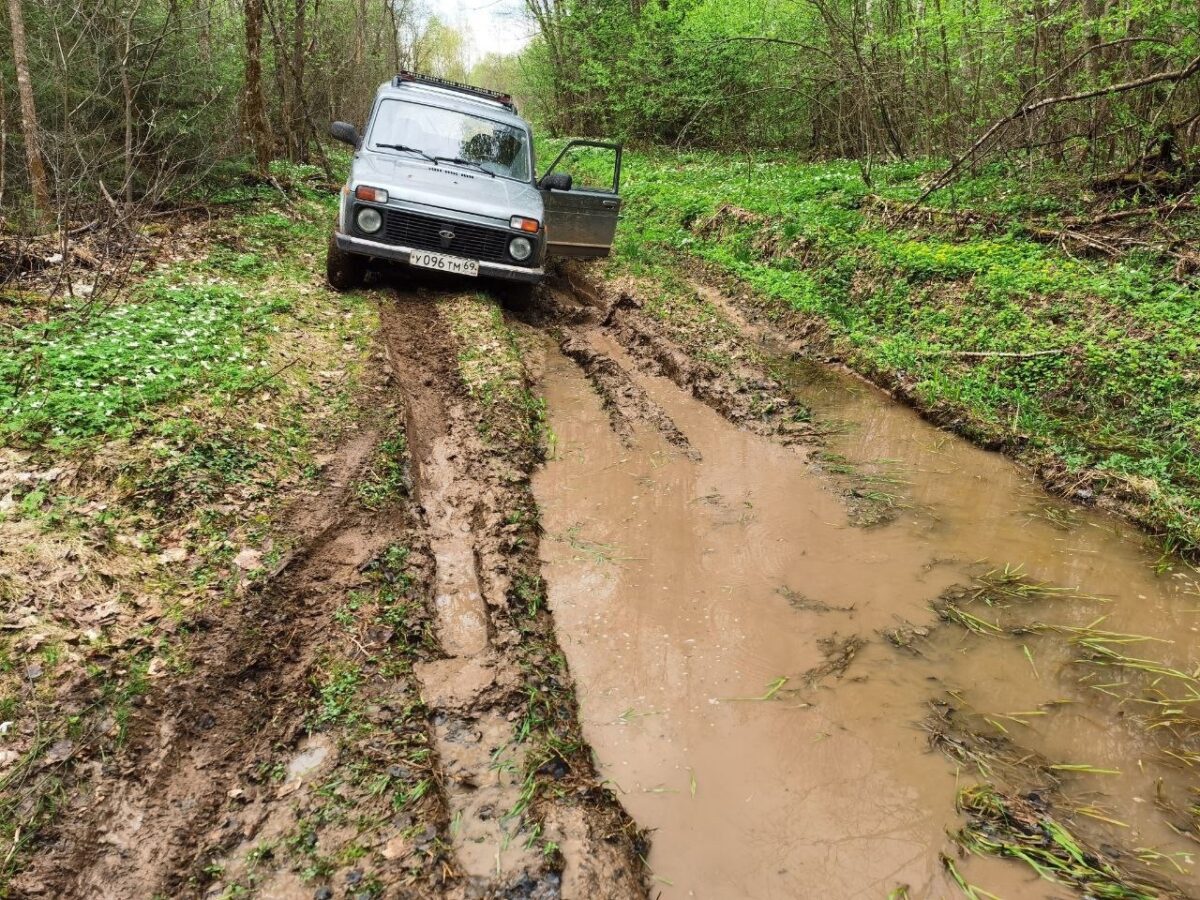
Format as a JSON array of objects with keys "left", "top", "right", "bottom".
[{"left": 393, "top": 71, "right": 516, "bottom": 112}]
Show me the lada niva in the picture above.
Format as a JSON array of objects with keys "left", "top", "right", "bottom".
[{"left": 326, "top": 71, "right": 622, "bottom": 292}]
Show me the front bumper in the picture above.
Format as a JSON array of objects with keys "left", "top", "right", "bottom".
[{"left": 335, "top": 232, "right": 543, "bottom": 284}]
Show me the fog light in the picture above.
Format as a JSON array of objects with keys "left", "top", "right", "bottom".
[
  {"left": 509, "top": 236, "right": 532, "bottom": 261},
  {"left": 356, "top": 207, "right": 383, "bottom": 233}
]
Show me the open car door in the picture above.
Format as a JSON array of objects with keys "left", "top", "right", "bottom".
[{"left": 539, "top": 140, "right": 622, "bottom": 258}]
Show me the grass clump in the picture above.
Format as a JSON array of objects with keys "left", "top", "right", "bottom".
[
  {"left": 443, "top": 294, "right": 547, "bottom": 456},
  {"left": 953, "top": 785, "right": 1176, "bottom": 899},
  {"left": 355, "top": 432, "right": 409, "bottom": 509}
]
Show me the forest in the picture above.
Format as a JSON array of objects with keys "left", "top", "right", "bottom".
[
  {"left": 1, "top": 0, "right": 1197, "bottom": 222},
  {"left": 522, "top": 0, "right": 1200, "bottom": 168}
]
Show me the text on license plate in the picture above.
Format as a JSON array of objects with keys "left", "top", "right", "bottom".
[{"left": 409, "top": 251, "right": 478, "bottom": 276}]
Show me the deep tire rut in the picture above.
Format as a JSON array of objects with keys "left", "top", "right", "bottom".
[
  {"left": 378, "top": 292, "right": 647, "bottom": 898},
  {"left": 17, "top": 289, "right": 649, "bottom": 900},
  {"left": 16, "top": 430, "right": 398, "bottom": 899}
]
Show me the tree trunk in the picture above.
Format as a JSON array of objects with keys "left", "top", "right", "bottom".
[
  {"left": 292, "top": 0, "right": 307, "bottom": 162},
  {"left": 6, "top": 0, "right": 51, "bottom": 217},
  {"left": 197, "top": 0, "right": 212, "bottom": 64},
  {"left": 0, "top": 51, "right": 7, "bottom": 211},
  {"left": 353, "top": 0, "right": 365, "bottom": 67},
  {"left": 243, "top": 0, "right": 272, "bottom": 175},
  {"left": 121, "top": 7, "right": 135, "bottom": 205}
]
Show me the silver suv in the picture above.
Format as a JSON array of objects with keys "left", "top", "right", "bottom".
[{"left": 326, "top": 72, "right": 622, "bottom": 292}]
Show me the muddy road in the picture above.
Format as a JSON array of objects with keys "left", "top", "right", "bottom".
[
  {"left": 14, "top": 264, "right": 1200, "bottom": 900},
  {"left": 530, "top": 272, "right": 1200, "bottom": 899}
]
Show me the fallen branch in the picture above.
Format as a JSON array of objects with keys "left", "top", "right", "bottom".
[
  {"left": 1062, "top": 202, "right": 1197, "bottom": 226},
  {"left": 893, "top": 54, "right": 1200, "bottom": 222},
  {"left": 867, "top": 194, "right": 1197, "bottom": 262},
  {"left": 235, "top": 356, "right": 302, "bottom": 396}
]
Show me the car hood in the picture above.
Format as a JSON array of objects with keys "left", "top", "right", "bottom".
[{"left": 352, "top": 153, "right": 543, "bottom": 223}]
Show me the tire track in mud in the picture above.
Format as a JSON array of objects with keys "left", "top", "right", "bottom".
[
  {"left": 558, "top": 335, "right": 696, "bottom": 458},
  {"left": 13, "top": 426, "right": 419, "bottom": 899},
  {"left": 543, "top": 270, "right": 816, "bottom": 450},
  {"left": 379, "top": 292, "right": 647, "bottom": 899},
  {"left": 382, "top": 296, "right": 542, "bottom": 887}
]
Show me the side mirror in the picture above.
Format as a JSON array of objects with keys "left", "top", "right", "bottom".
[
  {"left": 330, "top": 121, "right": 360, "bottom": 147},
  {"left": 539, "top": 172, "right": 573, "bottom": 191}
]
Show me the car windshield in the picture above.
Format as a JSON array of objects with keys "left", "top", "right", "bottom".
[{"left": 368, "top": 99, "right": 531, "bottom": 182}]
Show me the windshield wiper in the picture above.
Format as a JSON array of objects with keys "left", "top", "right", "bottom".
[
  {"left": 434, "top": 156, "right": 496, "bottom": 178},
  {"left": 375, "top": 143, "right": 438, "bottom": 163}
]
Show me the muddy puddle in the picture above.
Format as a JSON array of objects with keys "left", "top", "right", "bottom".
[{"left": 534, "top": 331, "right": 1200, "bottom": 898}]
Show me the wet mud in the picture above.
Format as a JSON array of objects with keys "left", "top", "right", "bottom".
[
  {"left": 375, "top": 294, "right": 647, "bottom": 897},
  {"left": 17, "top": 261, "right": 1200, "bottom": 900},
  {"left": 14, "top": 421, "right": 414, "bottom": 899},
  {"left": 15, "top": 289, "right": 647, "bottom": 900},
  {"left": 533, "top": 275, "right": 1200, "bottom": 898}
]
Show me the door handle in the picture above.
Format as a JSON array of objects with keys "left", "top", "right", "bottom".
[{"left": 602, "top": 200, "right": 619, "bottom": 207}]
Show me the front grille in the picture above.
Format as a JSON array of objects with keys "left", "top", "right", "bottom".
[{"left": 370, "top": 207, "right": 520, "bottom": 265}]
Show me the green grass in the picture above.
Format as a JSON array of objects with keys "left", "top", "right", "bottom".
[
  {"left": 560, "top": 140, "right": 1200, "bottom": 553},
  {"left": 355, "top": 432, "right": 409, "bottom": 509},
  {"left": 0, "top": 280, "right": 289, "bottom": 447},
  {"left": 953, "top": 784, "right": 1170, "bottom": 899},
  {"left": 444, "top": 293, "right": 548, "bottom": 456}
]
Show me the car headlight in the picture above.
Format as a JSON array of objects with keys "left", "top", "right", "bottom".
[
  {"left": 509, "top": 236, "right": 532, "bottom": 261},
  {"left": 356, "top": 207, "right": 383, "bottom": 233}
]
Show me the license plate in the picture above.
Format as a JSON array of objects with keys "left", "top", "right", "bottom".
[{"left": 409, "top": 250, "right": 478, "bottom": 276}]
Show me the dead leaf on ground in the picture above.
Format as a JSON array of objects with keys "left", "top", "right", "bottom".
[
  {"left": 41, "top": 740, "right": 74, "bottom": 766},
  {"left": 233, "top": 548, "right": 262, "bottom": 570},
  {"left": 157, "top": 547, "right": 187, "bottom": 564}
]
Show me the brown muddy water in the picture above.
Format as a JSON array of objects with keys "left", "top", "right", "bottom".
[{"left": 533, "top": 333, "right": 1200, "bottom": 899}]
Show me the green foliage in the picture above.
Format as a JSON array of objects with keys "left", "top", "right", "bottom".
[
  {"left": 312, "top": 659, "right": 363, "bottom": 727},
  {"left": 0, "top": 0, "right": 463, "bottom": 220},
  {"left": 0, "top": 282, "right": 286, "bottom": 447},
  {"left": 355, "top": 433, "right": 410, "bottom": 509},
  {"left": 519, "top": 0, "right": 1200, "bottom": 169}
]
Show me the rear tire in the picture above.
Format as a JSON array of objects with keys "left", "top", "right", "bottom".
[{"left": 326, "top": 234, "right": 366, "bottom": 291}]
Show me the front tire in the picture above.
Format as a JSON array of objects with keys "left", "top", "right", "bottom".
[
  {"left": 497, "top": 280, "right": 537, "bottom": 307},
  {"left": 326, "top": 234, "right": 366, "bottom": 291}
]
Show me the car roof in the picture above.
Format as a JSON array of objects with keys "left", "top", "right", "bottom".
[{"left": 375, "top": 80, "right": 530, "bottom": 130}]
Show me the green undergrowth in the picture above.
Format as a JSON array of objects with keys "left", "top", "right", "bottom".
[
  {"left": 553, "top": 139, "right": 1200, "bottom": 554},
  {"left": 0, "top": 283, "right": 287, "bottom": 446},
  {"left": 2, "top": 160, "right": 345, "bottom": 451},
  {"left": 0, "top": 158, "right": 384, "bottom": 894}
]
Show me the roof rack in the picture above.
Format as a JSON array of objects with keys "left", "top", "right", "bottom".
[{"left": 393, "top": 71, "right": 516, "bottom": 112}]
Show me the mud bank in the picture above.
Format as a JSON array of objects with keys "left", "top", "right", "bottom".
[{"left": 532, "top": 272, "right": 1200, "bottom": 898}]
